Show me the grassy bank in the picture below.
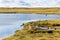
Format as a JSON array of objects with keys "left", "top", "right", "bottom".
[{"left": 3, "top": 20, "right": 60, "bottom": 40}]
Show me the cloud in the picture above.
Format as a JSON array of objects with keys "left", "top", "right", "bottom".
[{"left": 0, "top": 0, "right": 60, "bottom": 7}]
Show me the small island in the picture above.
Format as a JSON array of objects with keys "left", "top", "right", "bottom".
[{"left": 3, "top": 20, "right": 60, "bottom": 40}]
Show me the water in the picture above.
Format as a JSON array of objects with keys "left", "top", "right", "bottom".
[{"left": 0, "top": 14, "right": 60, "bottom": 40}]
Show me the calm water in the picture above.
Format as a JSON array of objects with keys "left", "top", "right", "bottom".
[{"left": 0, "top": 14, "right": 60, "bottom": 40}]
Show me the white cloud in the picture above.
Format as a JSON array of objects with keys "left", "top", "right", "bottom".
[{"left": 0, "top": 0, "right": 60, "bottom": 7}]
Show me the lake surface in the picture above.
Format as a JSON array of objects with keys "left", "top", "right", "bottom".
[{"left": 0, "top": 14, "right": 60, "bottom": 40}]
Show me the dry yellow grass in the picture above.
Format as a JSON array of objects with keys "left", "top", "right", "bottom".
[
  {"left": 3, "top": 20, "right": 60, "bottom": 40},
  {"left": 0, "top": 8, "right": 60, "bottom": 14}
]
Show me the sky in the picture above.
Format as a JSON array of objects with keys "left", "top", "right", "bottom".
[{"left": 0, "top": 0, "right": 60, "bottom": 7}]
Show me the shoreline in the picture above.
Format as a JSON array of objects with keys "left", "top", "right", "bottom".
[
  {"left": 0, "top": 33, "right": 14, "bottom": 40},
  {"left": 1, "top": 19, "right": 60, "bottom": 40}
]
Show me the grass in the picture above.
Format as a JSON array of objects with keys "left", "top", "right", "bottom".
[
  {"left": 0, "top": 8, "right": 60, "bottom": 14},
  {"left": 3, "top": 20, "right": 60, "bottom": 40}
]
